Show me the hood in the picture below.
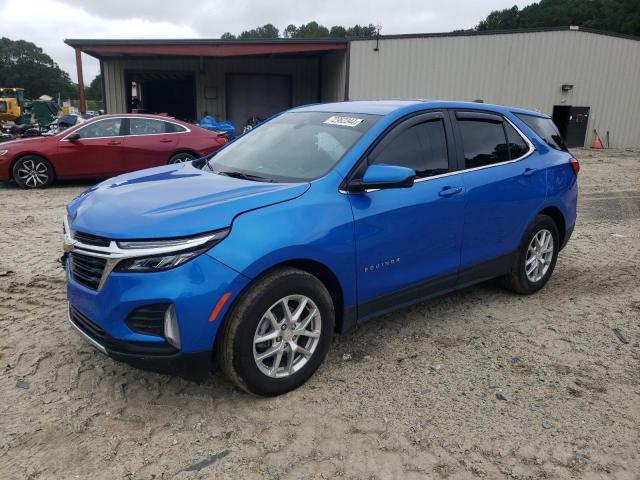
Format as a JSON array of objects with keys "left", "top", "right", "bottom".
[{"left": 67, "top": 163, "right": 310, "bottom": 239}]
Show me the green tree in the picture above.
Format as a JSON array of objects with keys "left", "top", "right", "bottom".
[
  {"left": 221, "top": 32, "right": 236, "bottom": 39},
  {"left": 329, "top": 25, "right": 347, "bottom": 37},
  {"left": 238, "top": 24, "right": 279, "bottom": 39},
  {"left": 84, "top": 74, "right": 102, "bottom": 100},
  {"left": 476, "top": 0, "right": 640, "bottom": 36},
  {"left": 0, "top": 37, "right": 77, "bottom": 99},
  {"left": 283, "top": 24, "right": 298, "bottom": 38},
  {"left": 292, "top": 21, "right": 330, "bottom": 37},
  {"left": 346, "top": 24, "right": 377, "bottom": 37}
]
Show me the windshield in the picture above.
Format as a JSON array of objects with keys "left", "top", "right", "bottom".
[{"left": 206, "top": 111, "right": 379, "bottom": 182}]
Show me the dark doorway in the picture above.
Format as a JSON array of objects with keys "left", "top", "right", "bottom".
[
  {"left": 125, "top": 71, "right": 196, "bottom": 122},
  {"left": 226, "top": 73, "right": 292, "bottom": 131},
  {"left": 552, "top": 105, "right": 590, "bottom": 148}
]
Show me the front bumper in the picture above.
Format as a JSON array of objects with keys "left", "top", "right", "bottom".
[{"left": 66, "top": 250, "right": 249, "bottom": 380}]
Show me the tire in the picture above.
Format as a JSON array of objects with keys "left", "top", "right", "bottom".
[
  {"left": 168, "top": 152, "right": 197, "bottom": 164},
  {"left": 12, "top": 155, "right": 55, "bottom": 189},
  {"left": 502, "top": 214, "right": 560, "bottom": 294},
  {"left": 217, "top": 267, "right": 335, "bottom": 396}
]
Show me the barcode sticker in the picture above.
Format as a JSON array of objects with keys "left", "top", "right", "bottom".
[{"left": 323, "top": 116, "right": 364, "bottom": 127}]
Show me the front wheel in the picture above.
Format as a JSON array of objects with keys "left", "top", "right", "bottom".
[
  {"left": 12, "top": 155, "right": 55, "bottom": 189},
  {"left": 503, "top": 214, "right": 560, "bottom": 294},
  {"left": 216, "top": 268, "right": 334, "bottom": 396},
  {"left": 168, "top": 152, "right": 197, "bottom": 164}
]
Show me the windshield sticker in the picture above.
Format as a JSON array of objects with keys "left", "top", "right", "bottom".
[{"left": 323, "top": 116, "right": 364, "bottom": 127}]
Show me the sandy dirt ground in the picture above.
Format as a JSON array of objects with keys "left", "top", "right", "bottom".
[{"left": 0, "top": 149, "right": 639, "bottom": 479}]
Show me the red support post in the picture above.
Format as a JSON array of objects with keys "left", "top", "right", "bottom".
[{"left": 75, "top": 47, "right": 86, "bottom": 114}]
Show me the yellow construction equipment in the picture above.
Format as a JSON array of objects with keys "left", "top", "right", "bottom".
[{"left": 0, "top": 87, "right": 26, "bottom": 123}]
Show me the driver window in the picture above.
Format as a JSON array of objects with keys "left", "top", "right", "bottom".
[
  {"left": 372, "top": 119, "right": 449, "bottom": 178},
  {"left": 75, "top": 118, "right": 123, "bottom": 139}
]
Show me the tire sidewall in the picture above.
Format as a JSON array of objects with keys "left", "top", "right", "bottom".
[
  {"left": 12, "top": 156, "right": 54, "bottom": 189},
  {"left": 516, "top": 215, "right": 560, "bottom": 293},
  {"left": 231, "top": 272, "right": 334, "bottom": 396}
]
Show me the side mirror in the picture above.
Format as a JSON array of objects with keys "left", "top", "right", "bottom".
[
  {"left": 348, "top": 164, "right": 416, "bottom": 192},
  {"left": 66, "top": 132, "right": 81, "bottom": 141}
]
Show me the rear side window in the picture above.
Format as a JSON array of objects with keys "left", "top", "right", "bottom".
[
  {"left": 0, "top": 101, "right": 7, "bottom": 113},
  {"left": 515, "top": 113, "right": 568, "bottom": 151},
  {"left": 372, "top": 119, "right": 449, "bottom": 177},
  {"left": 129, "top": 118, "right": 165, "bottom": 135},
  {"left": 165, "top": 122, "right": 187, "bottom": 133},
  {"left": 458, "top": 119, "right": 510, "bottom": 169}
]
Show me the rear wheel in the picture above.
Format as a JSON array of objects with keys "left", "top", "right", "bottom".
[
  {"left": 168, "top": 152, "right": 197, "bottom": 164},
  {"left": 217, "top": 268, "right": 334, "bottom": 396},
  {"left": 503, "top": 214, "right": 559, "bottom": 294},
  {"left": 12, "top": 155, "right": 54, "bottom": 189}
]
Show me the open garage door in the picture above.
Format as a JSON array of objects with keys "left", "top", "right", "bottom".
[
  {"left": 226, "top": 73, "right": 292, "bottom": 132},
  {"left": 126, "top": 71, "right": 196, "bottom": 122}
]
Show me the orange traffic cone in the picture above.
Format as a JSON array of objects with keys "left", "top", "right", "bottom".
[{"left": 591, "top": 130, "right": 603, "bottom": 149}]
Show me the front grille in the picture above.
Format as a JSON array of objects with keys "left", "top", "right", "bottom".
[
  {"left": 70, "top": 252, "right": 106, "bottom": 290},
  {"left": 125, "top": 304, "right": 169, "bottom": 337},
  {"left": 69, "top": 304, "right": 107, "bottom": 342},
  {"left": 73, "top": 231, "right": 111, "bottom": 247}
]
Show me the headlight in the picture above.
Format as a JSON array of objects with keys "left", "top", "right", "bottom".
[
  {"left": 114, "top": 229, "right": 229, "bottom": 272},
  {"left": 0, "top": 150, "right": 8, "bottom": 156}
]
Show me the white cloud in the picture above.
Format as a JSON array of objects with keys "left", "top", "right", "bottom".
[{"left": 1, "top": 0, "right": 534, "bottom": 84}]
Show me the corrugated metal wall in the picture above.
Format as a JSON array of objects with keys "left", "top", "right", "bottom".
[
  {"left": 103, "top": 56, "right": 322, "bottom": 120},
  {"left": 349, "top": 30, "right": 640, "bottom": 147},
  {"left": 320, "top": 50, "right": 346, "bottom": 102}
]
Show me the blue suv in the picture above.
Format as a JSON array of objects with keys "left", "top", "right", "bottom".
[{"left": 63, "top": 100, "right": 578, "bottom": 396}]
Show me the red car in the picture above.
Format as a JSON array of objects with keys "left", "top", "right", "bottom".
[{"left": 0, "top": 114, "right": 227, "bottom": 188}]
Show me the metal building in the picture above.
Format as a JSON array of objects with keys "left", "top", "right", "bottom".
[{"left": 67, "top": 26, "right": 640, "bottom": 147}]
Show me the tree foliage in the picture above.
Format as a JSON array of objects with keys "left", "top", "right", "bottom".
[
  {"left": 477, "top": 0, "right": 640, "bottom": 36},
  {"left": 0, "top": 37, "right": 77, "bottom": 99},
  {"left": 85, "top": 74, "right": 102, "bottom": 100},
  {"left": 225, "top": 22, "right": 378, "bottom": 39}
]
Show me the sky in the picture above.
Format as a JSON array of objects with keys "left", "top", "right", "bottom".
[{"left": 1, "top": 0, "right": 535, "bottom": 83}]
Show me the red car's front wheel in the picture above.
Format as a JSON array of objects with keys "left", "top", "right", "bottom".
[{"left": 13, "top": 155, "right": 55, "bottom": 189}]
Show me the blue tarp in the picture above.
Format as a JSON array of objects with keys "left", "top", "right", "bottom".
[{"left": 199, "top": 115, "right": 235, "bottom": 138}]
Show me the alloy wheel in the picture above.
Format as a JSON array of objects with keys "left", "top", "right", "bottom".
[
  {"left": 17, "top": 159, "right": 49, "bottom": 188},
  {"left": 525, "top": 228, "right": 554, "bottom": 282},
  {"left": 253, "top": 295, "right": 322, "bottom": 378}
]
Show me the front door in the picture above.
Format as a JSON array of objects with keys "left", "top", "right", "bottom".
[
  {"left": 56, "top": 117, "right": 125, "bottom": 178},
  {"left": 349, "top": 112, "right": 465, "bottom": 320}
]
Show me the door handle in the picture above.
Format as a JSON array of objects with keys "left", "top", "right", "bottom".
[
  {"left": 523, "top": 168, "right": 539, "bottom": 177},
  {"left": 438, "top": 186, "right": 463, "bottom": 198},
  {"left": 107, "top": 140, "right": 121, "bottom": 145},
  {"left": 159, "top": 138, "right": 173, "bottom": 143}
]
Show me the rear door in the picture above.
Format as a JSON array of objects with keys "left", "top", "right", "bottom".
[
  {"left": 452, "top": 110, "right": 546, "bottom": 282},
  {"left": 56, "top": 117, "right": 125, "bottom": 177},
  {"left": 349, "top": 111, "right": 466, "bottom": 319},
  {"left": 118, "top": 117, "right": 180, "bottom": 172}
]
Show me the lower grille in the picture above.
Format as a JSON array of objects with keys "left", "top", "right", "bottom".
[
  {"left": 70, "top": 252, "right": 106, "bottom": 290},
  {"left": 69, "top": 304, "right": 107, "bottom": 342}
]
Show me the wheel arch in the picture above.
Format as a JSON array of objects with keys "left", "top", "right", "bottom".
[
  {"left": 539, "top": 205, "right": 566, "bottom": 248},
  {"left": 168, "top": 149, "right": 199, "bottom": 163},
  {"left": 223, "top": 258, "right": 348, "bottom": 334}
]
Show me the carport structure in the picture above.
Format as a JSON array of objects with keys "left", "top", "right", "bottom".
[{"left": 65, "top": 38, "right": 348, "bottom": 126}]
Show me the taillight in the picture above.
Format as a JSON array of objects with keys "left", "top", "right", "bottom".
[{"left": 569, "top": 157, "right": 580, "bottom": 175}]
